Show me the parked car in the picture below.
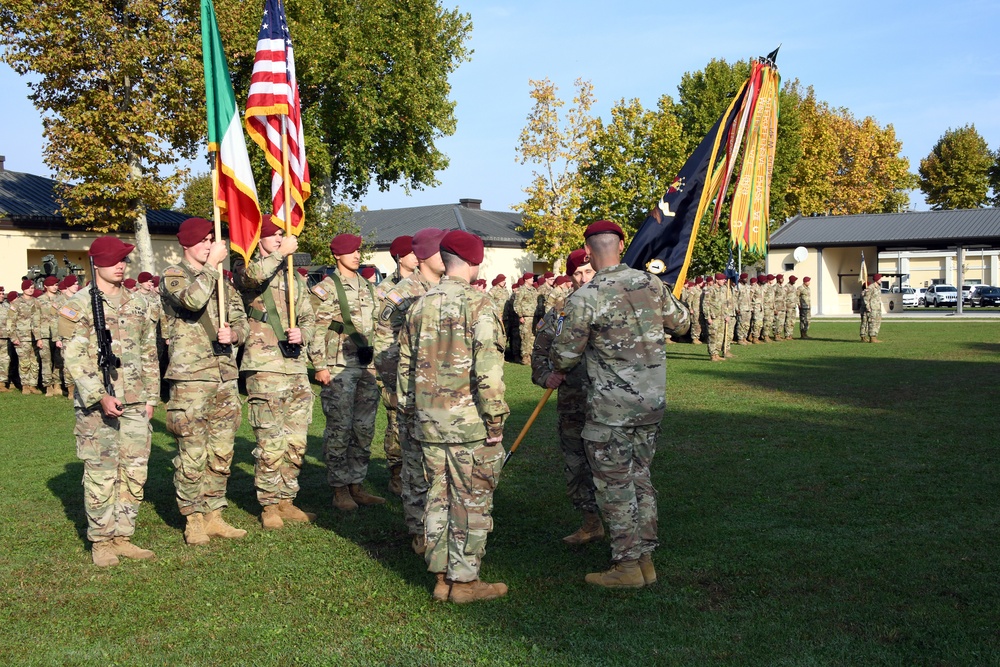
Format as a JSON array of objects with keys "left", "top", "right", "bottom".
[
  {"left": 924, "top": 284, "right": 958, "bottom": 307},
  {"left": 900, "top": 287, "right": 917, "bottom": 307},
  {"left": 968, "top": 285, "right": 993, "bottom": 303},
  {"left": 914, "top": 287, "right": 927, "bottom": 306},
  {"left": 970, "top": 286, "right": 1000, "bottom": 307},
  {"left": 961, "top": 285, "right": 978, "bottom": 304}
]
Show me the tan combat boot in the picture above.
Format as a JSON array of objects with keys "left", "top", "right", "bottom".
[
  {"left": 449, "top": 579, "right": 508, "bottom": 604},
  {"left": 332, "top": 486, "right": 358, "bottom": 511},
  {"left": 261, "top": 504, "right": 283, "bottom": 530},
  {"left": 691, "top": 339, "right": 703, "bottom": 345},
  {"left": 277, "top": 499, "right": 315, "bottom": 523},
  {"left": 710, "top": 354, "right": 723, "bottom": 362},
  {"left": 585, "top": 560, "right": 644, "bottom": 588},
  {"left": 638, "top": 553, "right": 657, "bottom": 586},
  {"left": 92, "top": 540, "right": 120, "bottom": 567},
  {"left": 205, "top": 509, "right": 247, "bottom": 539},
  {"left": 45, "top": 384, "right": 60, "bottom": 397},
  {"left": 562, "top": 512, "right": 605, "bottom": 545},
  {"left": 66, "top": 384, "right": 75, "bottom": 397},
  {"left": 388, "top": 465, "right": 403, "bottom": 496},
  {"left": 22, "top": 386, "right": 41, "bottom": 395},
  {"left": 432, "top": 573, "right": 452, "bottom": 602},
  {"left": 870, "top": 337, "right": 881, "bottom": 343},
  {"left": 184, "top": 512, "right": 210, "bottom": 546},
  {"left": 0, "top": 384, "right": 10, "bottom": 393},
  {"left": 112, "top": 536, "right": 155, "bottom": 560},
  {"left": 411, "top": 533, "right": 426, "bottom": 555},
  {"left": 349, "top": 484, "right": 386, "bottom": 506}
]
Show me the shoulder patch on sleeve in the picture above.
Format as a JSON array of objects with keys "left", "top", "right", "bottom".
[
  {"left": 163, "top": 267, "right": 184, "bottom": 277},
  {"left": 385, "top": 289, "right": 404, "bottom": 306},
  {"left": 311, "top": 285, "right": 329, "bottom": 300},
  {"left": 59, "top": 305, "right": 83, "bottom": 323},
  {"left": 379, "top": 304, "right": 396, "bottom": 322},
  {"left": 555, "top": 312, "right": 566, "bottom": 336}
]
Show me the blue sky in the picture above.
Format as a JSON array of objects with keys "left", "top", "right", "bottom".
[{"left": 2, "top": 0, "right": 999, "bottom": 214}]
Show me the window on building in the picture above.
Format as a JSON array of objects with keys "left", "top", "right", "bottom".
[{"left": 783, "top": 262, "right": 794, "bottom": 271}]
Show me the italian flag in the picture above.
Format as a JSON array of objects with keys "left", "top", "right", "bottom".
[{"left": 202, "top": 0, "right": 262, "bottom": 262}]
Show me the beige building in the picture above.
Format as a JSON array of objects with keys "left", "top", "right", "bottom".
[{"left": 766, "top": 209, "right": 1000, "bottom": 315}]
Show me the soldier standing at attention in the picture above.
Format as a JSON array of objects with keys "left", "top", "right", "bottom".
[
  {"left": 398, "top": 229, "right": 509, "bottom": 604},
  {"left": 761, "top": 274, "right": 776, "bottom": 342},
  {"left": 311, "top": 233, "right": 384, "bottom": 511},
  {"left": 734, "top": 273, "right": 752, "bottom": 345},
  {"left": 798, "top": 276, "right": 812, "bottom": 338},
  {"left": 704, "top": 273, "right": 726, "bottom": 362},
  {"left": 686, "top": 279, "right": 703, "bottom": 344},
  {"left": 11, "top": 279, "right": 41, "bottom": 394},
  {"left": 34, "top": 275, "right": 62, "bottom": 396},
  {"left": 861, "top": 274, "right": 883, "bottom": 343},
  {"left": 374, "top": 227, "right": 447, "bottom": 554},
  {"left": 487, "top": 275, "right": 508, "bottom": 313},
  {"left": 58, "top": 276, "right": 81, "bottom": 395},
  {"left": 749, "top": 277, "right": 764, "bottom": 343},
  {"left": 783, "top": 276, "right": 799, "bottom": 340},
  {"left": 233, "top": 216, "right": 317, "bottom": 529},
  {"left": 531, "top": 248, "right": 602, "bottom": 545},
  {"left": 161, "top": 217, "right": 250, "bottom": 546},
  {"left": 513, "top": 272, "right": 537, "bottom": 365},
  {"left": 373, "top": 235, "right": 416, "bottom": 497},
  {"left": 772, "top": 274, "right": 787, "bottom": 340},
  {"left": 549, "top": 220, "right": 690, "bottom": 588},
  {"left": 60, "top": 236, "right": 159, "bottom": 567},
  {"left": 0, "top": 286, "right": 11, "bottom": 392}
]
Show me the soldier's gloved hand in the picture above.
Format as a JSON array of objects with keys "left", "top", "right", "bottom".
[
  {"left": 217, "top": 323, "right": 234, "bottom": 345},
  {"left": 285, "top": 327, "right": 303, "bottom": 344},
  {"left": 100, "top": 394, "right": 124, "bottom": 418},
  {"left": 279, "top": 235, "right": 299, "bottom": 257}
]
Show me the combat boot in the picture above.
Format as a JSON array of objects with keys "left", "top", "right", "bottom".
[
  {"left": 387, "top": 465, "right": 402, "bottom": 496},
  {"left": 638, "top": 553, "right": 657, "bottom": 586},
  {"left": 585, "top": 560, "right": 644, "bottom": 588},
  {"left": 562, "top": 512, "right": 605, "bottom": 545},
  {"left": 870, "top": 337, "right": 881, "bottom": 343},
  {"left": 411, "top": 533, "right": 426, "bottom": 555},
  {"left": 349, "top": 484, "right": 386, "bottom": 506},
  {"left": 432, "top": 573, "right": 452, "bottom": 602},
  {"left": 205, "top": 509, "right": 247, "bottom": 539},
  {"left": 45, "top": 384, "right": 60, "bottom": 397},
  {"left": 332, "top": 486, "right": 358, "bottom": 511},
  {"left": 66, "top": 383, "right": 75, "bottom": 397},
  {"left": 112, "top": 536, "right": 155, "bottom": 560},
  {"left": 710, "top": 354, "right": 723, "bottom": 362},
  {"left": 261, "top": 504, "right": 284, "bottom": 530},
  {"left": 449, "top": 579, "right": 508, "bottom": 604},
  {"left": 860, "top": 336, "right": 868, "bottom": 343},
  {"left": 22, "top": 386, "right": 41, "bottom": 395},
  {"left": 277, "top": 499, "right": 315, "bottom": 523},
  {"left": 91, "top": 540, "right": 120, "bottom": 567},
  {"left": 691, "top": 339, "right": 703, "bottom": 345},
  {"left": 184, "top": 512, "right": 210, "bottom": 546},
  {"left": 0, "top": 384, "right": 10, "bottom": 393}
]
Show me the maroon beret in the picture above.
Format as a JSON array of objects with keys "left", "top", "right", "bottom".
[
  {"left": 739, "top": 273, "right": 748, "bottom": 280},
  {"left": 330, "top": 234, "right": 362, "bottom": 256},
  {"left": 565, "top": 248, "right": 588, "bottom": 276},
  {"left": 554, "top": 275, "right": 571, "bottom": 287},
  {"left": 789, "top": 275, "right": 798, "bottom": 283},
  {"left": 21, "top": 279, "right": 33, "bottom": 290},
  {"left": 389, "top": 235, "right": 414, "bottom": 259},
  {"left": 803, "top": 276, "right": 811, "bottom": 283},
  {"left": 534, "top": 275, "right": 545, "bottom": 286},
  {"left": 514, "top": 279, "right": 523, "bottom": 288},
  {"left": 260, "top": 214, "right": 282, "bottom": 238},
  {"left": 776, "top": 273, "right": 784, "bottom": 280},
  {"left": 411, "top": 228, "right": 448, "bottom": 260},
  {"left": 137, "top": 271, "right": 154, "bottom": 283},
  {"left": 439, "top": 230, "right": 484, "bottom": 266},
  {"left": 749, "top": 277, "right": 758, "bottom": 284},
  {"left": 177, "top": 217, "right": 213, "bottom": 247},
  {"left": 491, "top": 275, "right": 505, "bottom": 287},
  {"left": 360, "top": 266, "right": 376, "bottom": 280},
  {"left": 873, "top": 273, "right": 882, "bottom": 282},
  {"left": 6, "top": 291, "right": 17, "bottom": 302},
  {"left": 766, "top": 274, "right": 775, "bottom": 281},
  {"left": 543, "top": 271, "right": 554, "bottom": 279},
  {"left": 584, "top": 220, "right": 624, "bottom": 240},
  {"left": 152, "top": 276, "right": 161, "bottom": 288},
  {"left": 715, "top": 272, "right": 726, "bottom": 281},
  {"left": 89, "top": 236, "right": 135, "bottom": 267},
  {"left": 297, "top": 267, "right": 309, "bottom": 277},
  {"left": 695, "top": 276, "right": 704, "bottom": 284},
  {"left": 58, "top": 276, "right": 77, "bottom": 290},
  {"left": 123, "top": 278, "right": 137, "bottom": 290},
  {"left": 43, "top": 275, "right": 59, "bottom": 287}
]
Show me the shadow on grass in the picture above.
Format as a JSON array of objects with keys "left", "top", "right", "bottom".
[{"left": 47, "top": 461, "right": 87, "bottom": 546}]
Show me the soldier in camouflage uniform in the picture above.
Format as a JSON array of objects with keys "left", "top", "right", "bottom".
[
  {"left": 749, "top": 277, "right": 764, "bottom": 343},
  {"left": 549, "top": 220, "right": 690, "bottom": 589},
  {"left": 311, "top": 233, "right": 384, "bottom": 511},
  {"left": 771, "top": 274, "right": 786, "bottom": 340},
  {"left": 34, "top": 275, "right": 62, "bottom": 396},
  {"left": 513, "top": 273, "right": 537, "bottom": 364},
  {"left": 232, "top": 216, "right": 318, "bottom": 529},
  {"left": 373, "top": 236, "right": 417, "bottom": 496},
  {"left": 58, "top": 276, "right": 81, "bottom": 395},
  {"left": 783, "top": 276, "right": 799, "bottom": 339},
  {"left": 0, "top": 287, "right": 11, "bottom": 392},
  {"left": 487, "top": 275, "right": 507, "bottom": 314},
  {"left": 374, "top": 227, "right": 447, "bottom": 554},
  {"left": 703, "top": 273, "right": 726, "bottom": 361},
  {"left": 683, "top": 279, "right": 703, "bottom": 344},
  {"left": 60, "top": 236, "right": 159, "bottom": 567},
  {"left": 531, "top": 248, "right": 602, "bottom": 545},
  {"left": 734, "top": 273, "right": 752, "bottom": 345},
  {"left": 860, "top": 274, "right": 883, "bottom": 342},
  {"left": 798, "top": 276, "right": 812, "bottom": 338},
  {"left": 11, "top": 279, "right": 41, "bottom": 394},
  {"left": 759, "top": 274, "right": 774, "bottom": 341},
  {"left": 398, "top": 229, "right": 509, "bottom": 604},
  {"left": 161, "top": 217, "right": 250, "bottom": 545}
]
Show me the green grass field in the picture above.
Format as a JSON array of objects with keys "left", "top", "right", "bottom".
[{"left": 2, "top": 321, "right": 999, "bottom": 666}]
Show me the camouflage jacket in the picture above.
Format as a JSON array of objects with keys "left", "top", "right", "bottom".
[
  {"left": 735, "top": 283, "right": 752, "bottom": 314},
  {"left": 373, "top": 272, "right": 433, "bottom": 382},
  {"left": 309, "top": 272, "right": 377, "bottom": 369},
  {"left": 10, "top": 295, "right": 37, "bottom": 342},
  {"left": 397, "top": 276, "right": 509, "bottom": 443},
  {"left": 487, "top": 285, "right": 508, "bottom": 312},
  {"left": 750, "top": 283, "right": 764, "bottom": 312},
  {"left": 861, "top": 283, "right": 882, "bottom": 313},
  {"left": 513, "top": 284, "right": 538, "bottom": 317},
  {"left": 784, "top": 284, "right": 798, "bottom": 309},
  {"left": 798, "top": 284, "right": 811, "bottom": 309},
  {"left": 762, "top": 283, "right": 776, "bottom": 311},
  {"left": 60, "top": 285, "right": 158, "bottom": 409},
  {"left": 551, "top": 263, "right": 689, "bottom": 427},
  {"left": 236, "top": 252, "right": 316, "bottom": 375},
  {"left": 702, "top": 284, "right": 723, "bottom": 320},
  {"left": 683, "top": 285, "right": 701, "bottom": 317},
  {"left": 531, "top": 305, "right": 588, "bottom": 394},
  {"left": 160, "top": 260, "right": 248, "bottom": 382},
  {"left": 33, "top": 291, "right": 62, "bottom": 339},
  {"left": 376, "top": 269, "right": 403, "bottom": 302},
  {"left": 0, "top": 301, "right": 10, "bottom": 339}
]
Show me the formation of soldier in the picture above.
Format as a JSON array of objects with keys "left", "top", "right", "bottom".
[{"left": 678, "top": 272, "right": 813, "bottom": 360}]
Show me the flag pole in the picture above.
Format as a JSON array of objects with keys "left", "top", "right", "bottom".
[
  {"left": 210, "top": 153, "right": 227, "bottom": 327},
  {"left": 502, "top": 387, "right": 554, "bottom": 468},
  {"left": 280, "top": 117, "right": 296, "bottom": 328}
]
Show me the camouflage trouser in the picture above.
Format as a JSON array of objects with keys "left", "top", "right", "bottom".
[
  {"left": 379, "top": 372, "right": 401, "bottom": 469},
  {"left": 37, "top": 339, "right": 53, "bottom": 386},
  {"left": 557, "top": 387, "right": 596, "bottom": 514},
  {"left": 399, "top": 412, "right": 429, "bottom": 535},
  {"left": 735, "top": 312, "right": 751, "bottom": 343},
  {"left": 422, "top": 440, "right": 504, "bottom": 582},
  {"left": 582, "top": 421, "right": 659, "bottom": 562},
  {"left": 762, "top": 310, "right": 774, "bottom": 340},
  {"left": 689, "top": 309, "right": 702, "bottom": 342},
  {"left": 774, "top": 310, "right": 786, "bottom": 338},
  {"left": 518, "top": 317, "right": 535, "bottom": 362},
  {"left": 707, "top": 320, "right": 724, "bottom": 357},
  {"left": 799, "top": 311, "right": 810, "bottom": 337},
  {"left": 0, "top": 339, "right": 10, "bottom": 384},
  {"left": 15, "top": 339, "right": 39, "bottom": 389},
  {"left": 166, "top": 379, "right": 242, "bottom": 515},
  {"left": 860, "top": 312, "right": 881, "bottom": 338},
  {"left": 751, "top": 309, "right": 764, "bottom": 340},
  {"left": 246, "top": 372, "right": 313, "bottom": 506},
  {"left": 320, "top": 365, "right": 379, "bottom": 487},
  {"left": 784, "top": 307, "right": 797, "bottom": 338},
  {"left": 75, "top": 403, "right": 151, "bottom": 543}
]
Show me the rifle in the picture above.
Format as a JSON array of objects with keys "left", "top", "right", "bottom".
[{"left": 88, "top": 257, "right": 121, "bottom": 396}]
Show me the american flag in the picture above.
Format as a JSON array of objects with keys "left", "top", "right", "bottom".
[{"left": 245, "top": 0, "right": 310, "bottom": 236}]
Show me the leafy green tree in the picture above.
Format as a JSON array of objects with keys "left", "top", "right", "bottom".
[
  {"left": 989, "top": 149, "right": 1000, "bottom": 207},
  {"left": 180, "top": 173, "right": 214, "bottom": 221},
  {"left": 0, "top": 0, "right": 204, "bottom": 269},
  {"left": 296, "top": 202, "right": 360, "bottom": 267},
  {"left": 918, "top": 124, "right": 994, "bottom": 210},
  {"left": 514, "top": 78, "right": 597, "bottom": 268}
]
